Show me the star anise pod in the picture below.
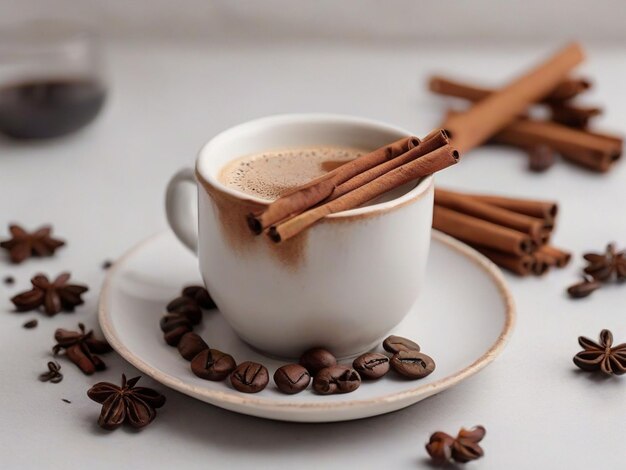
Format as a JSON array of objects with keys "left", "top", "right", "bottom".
[
  {"left": 11, "top": 272, "right": 88, "bottom": 316},
  {"left": 53, "top": 323, "right": 112, "bottom": 374},
  {"left": 573, "top": 329, "right": 626, "bottom": 376},
  {"left": 583, "top": 243, "right": 626, "bottom": 282},
  {"left": 426, "top": 425, "right": 486, "bottom": 465},
  {"left": 0, "top": 224, "right": 65, "bottom": 263},
  {"left": 87, "top": 374, "right": 166, "bottom": 430}
]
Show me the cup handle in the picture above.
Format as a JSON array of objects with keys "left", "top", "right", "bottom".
[{"left": 165, "top": 168, "right": 198, "bottom": 254}]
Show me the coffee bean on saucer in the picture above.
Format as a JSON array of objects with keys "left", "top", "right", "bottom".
[
  {"left": 230, "top": 361, "right": 269, "bottom": 393},
  {"left": 166, "top": 297, "right": 202, "bottom": 325},
  {"left": 352, "top": 353, "right": 390, "bottom": 380},
  {"left": 177, "top": 332, "right": 209, "bottom": 361},
  {"left": 299, "top": 348, "right": 337, "bottom": 375},
  {"left": 191, "top": 349, "right": 236, "bottom": 381},
  {"left": 274, "top": 364, "right": 311, "bottom": 394},
  {"left": 182, "top": 285, "right": 217, "bottom": 310},
  {"left": 382, "top": 335, "right": 421, "bottom": 354},
  {"left": 160, "top": 313, "right": 193, "bottom": 346},
  {"left": 313, "top": 366, "right": 361, "bottom": 395},
  {"left": 390, "top": 350, "right": 435, "bottom": 379}
]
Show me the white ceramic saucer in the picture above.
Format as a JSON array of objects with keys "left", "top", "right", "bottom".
[{"left": 98, "top": 230, "right": 514, "bottom": 423}]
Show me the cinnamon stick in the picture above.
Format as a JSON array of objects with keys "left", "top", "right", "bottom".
[
  {"left": 429, "top": 75, "right": 591, "bottom": 105},
  {"left": 466, "top": 193, "right": 558, "bottom": 224},
  {"left": 441, "top": 43, "right": 585, "bottom": 152},
  {"left": 269, "top": 145, "right": 459, "bottom": 243},
  {"left": 537, "top": 245, "right": 572, "bottom": 267},
  {"left": 430, "top": 75, "right": 600, "bottom": 131},
  {"left": 474, "top": 247, "right": 533, "bottom": 276},
  {"left": 550, "top": 103, "right": 601, "bottom": 129},
  {"left": 531, "top": 254, "right": 551, "bottom": 276},
  {"left": 493, "top": 118, "right": 622, "bottom": 172},
  {"left": 328, "top": 130, "right": 449, "bottom": 201},
  {"left": 545, "top": 77, "right": 592, "bottom": 102},
  {"left": 434, "top": 188, "right": 545, "bottom": 240},
  {"left": 247, "top": 135, "right": 419, "bottom": 233},
  {"left": 432, "top": 206, "right": 535, "bottom": 256}
]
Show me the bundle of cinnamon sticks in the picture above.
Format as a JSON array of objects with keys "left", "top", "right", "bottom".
[
  {"left": 247, "top": 130, "right": 459, "bottom": 242},
  {"left": 433, "top": 188, "right": 570, "bottom": 276},
  {"left": 429, "top": 43, "right": 623, "bottom": 173}
]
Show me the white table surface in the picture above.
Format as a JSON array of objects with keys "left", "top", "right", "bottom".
[{"left": 1, "top": 40, "right": 625, "bottom": 469}]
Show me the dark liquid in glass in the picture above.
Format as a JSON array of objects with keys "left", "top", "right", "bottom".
[{"left": 0, "top": 79, "right": 106, "bottom": 139}]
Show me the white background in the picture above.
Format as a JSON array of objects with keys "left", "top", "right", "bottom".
[{"left": 1, "top": 2, "right": 626, "bottom": 469}]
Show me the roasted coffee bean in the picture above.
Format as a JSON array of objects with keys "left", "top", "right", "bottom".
[
  {"left": 230, "top": 361, "right": 269, "bottom": 393},
  {"left": 273, "top": 364, "right": 311, "bottom": 394},
  {"left": 166, "top": 297, "right": 202, "bottom": 325},
  {"left": 390, "top": 350, "right": 435, "bottom": 379},
  {"left": 382, "top": 335, "right": 421, "bottom": 354},
  {"left": 177, "top": 332, "right": 209, "bottom": 361},
  {"left": 313, "top": 365, "right": 361, "bottom": 395},
  {"left": 352, "top": 352, "right": 390, "bottom": 380},
  {"left": 182, "top": 285, "right": 217, "bottom": 310},
  {"left": 299, "top": 348, "right": 337, "bottom": 374},
  {"left": 190, "top": 349, "right": 236, "bottom": 381},
  {"left": 160, "top": 313, "right": 193, "bottom": 346}
]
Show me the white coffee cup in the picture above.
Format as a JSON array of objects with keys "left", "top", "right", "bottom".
[{"left": 165, "top": 113, "right": 433, "bottom": 358}]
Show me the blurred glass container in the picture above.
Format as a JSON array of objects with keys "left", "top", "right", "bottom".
[{"left": 0, "top": 22, "right": 107, "bottom": 139}]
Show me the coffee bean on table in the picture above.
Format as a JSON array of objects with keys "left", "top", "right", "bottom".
[
  {"left": 182, "top": 285, "right": 217, "bottom": 310},
  {"left": 313, "top": 365, "right": 361, "bottom": 395},
  {"left": 300, "top": 348, "right": 337, "bottom": 375},
  {"left": 160, "top": 313, "right": 193, "bottom": 346},
  {"left": 390, "top": 350, "right": 435, "bottom": 379},
  {"left": 230, "top": 361, "right": 269, "bottom": 393},
  {"left": 177, "top": 332, "right": 209, "bottom": 361},
  {"left": 274, "top": 364, "right": 311, "bottom": 394},
  {"left": 383, "top": 335, "right": 421, "bottom": 354},
  {"left": 352, "top": 353, "right": 390, "bottom": 380},
  {"left": 191, "top": 349, "right": 236, "bottom": 381},
  {"left": 166, "top": 297, "right": 202, "bottom": 325}
]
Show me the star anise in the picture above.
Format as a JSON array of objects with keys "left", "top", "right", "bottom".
[
  {"left": 53, "top": 323, "right": 112, "bottom": 374},
  {"left": 426, "top": 425, "right": 486, "bottom": 466},
  {"left": 87, "top": 374, "right": 166, "bottom": 430},
  {"left": 11, "top": 272, "right": 88, "bottom": 316},
  {"left": 573, "top": 329, "right": 626, "bottom": 376},
  {"left": 583, "top": 243, "right": 626, "bottom": 282},
  {"left": 0, "top": 224, "right": 65, "bottom": 263}
]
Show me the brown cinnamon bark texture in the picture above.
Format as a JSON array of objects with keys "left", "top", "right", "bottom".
[
  {"left": 247, "top": 136, "right": 419, "bottom": 233},
  {"left": 434, "top": 188, "right": 545, "bottom": 240},
  {"left": 328, "top": 130, "right": 449, "bottom": 201},
  {"left": 432, "top": 206, "right": 535, "bottom": 256},
  {"left": 493, "top": 118, "right": 622, "bottom": 172},
  {"left": 269, "top": 144, "right": 459, "bottom": 243},
  {"left": 466, "top": 193, "right": 557, "bottom": 226},
  {"left": 430, "top": 75, "right": 621, "bottom": 171},
  {"left": 550, "top": 103, "right": 601, "bottom": 129},
  {"left": 429, "top": 75, "right": 591, "bottom": 105},
  {"left": 474, "top": 247, "right": 534, "bottom": 276},
  {"left": 441, "top": 43, "right": 585, "bottom": 152},
  {"left": 537, "top": 245, "right": 572, "bottom": 267}
]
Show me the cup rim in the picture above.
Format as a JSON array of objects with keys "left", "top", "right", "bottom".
[{"left": 196, "top": 113, "right": 433, "bottom": 219}]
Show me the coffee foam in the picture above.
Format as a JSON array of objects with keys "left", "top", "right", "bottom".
[{"left": 219, "top": 146, "right": 364, "bottom": 201}]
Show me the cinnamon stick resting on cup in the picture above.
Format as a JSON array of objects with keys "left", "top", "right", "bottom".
[{"left": 247, "top": 131, "right": 459, "bottom": 242}]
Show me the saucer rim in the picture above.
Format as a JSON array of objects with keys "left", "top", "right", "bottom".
[{"left": 98, "top": 230, "right": 515, "bottom": 413}]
